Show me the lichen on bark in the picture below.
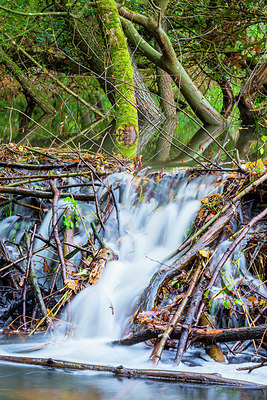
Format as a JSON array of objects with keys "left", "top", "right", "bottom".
[{"left": 96, "top": 0, "right": 138, "bottom": 157}]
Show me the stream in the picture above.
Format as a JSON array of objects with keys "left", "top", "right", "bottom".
[{"left": 0, "top": 170, "right": 266, "bottom": 399}]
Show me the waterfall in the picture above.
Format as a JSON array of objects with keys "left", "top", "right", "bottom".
[{"left": 55, "top": 171, "right": 220, "bottom": 340}]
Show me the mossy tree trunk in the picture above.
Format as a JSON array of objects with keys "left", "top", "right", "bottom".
[
  {"left": 56, "top": 0, "right": 162, "bottom": 157},
  {"left": 96, "top": 0, "right": 138, "bottom": 157}
]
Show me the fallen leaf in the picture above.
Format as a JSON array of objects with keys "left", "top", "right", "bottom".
[{"left": 199, "top": 249, "right": 210, "bottom": 258}]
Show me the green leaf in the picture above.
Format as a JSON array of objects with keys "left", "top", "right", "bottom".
[
  {"left": 223, "top": 300, "right": 231, "bottom": 309},
  {"left": 232, "top": 298, "right": 243, "bottom": 306}
]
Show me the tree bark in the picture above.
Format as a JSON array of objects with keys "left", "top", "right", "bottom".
[
  {"left": 96, "top": 0, "right": 138, "bottom": 157},
  {"left": 56, "top": 0, "right": 163, "bottom": 155},
  {"left": 238, "top": 62, "right": 267, "bottom": 125},
  {"left": 120, "top": 14, "right": 225, "bottom": 126},
  {"left": 219, "top": 79, "right": 235, "bottom": 119}
]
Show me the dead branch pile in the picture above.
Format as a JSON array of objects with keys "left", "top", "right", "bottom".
[
  {"left": 0, "top": 143, "right": 266, "bottom": 369},
  {"left": 0, "top": 144, "right": 131, "bottom": 331},
  {"left": 123, "top": 169, "right": 267, "bottom": 366}
]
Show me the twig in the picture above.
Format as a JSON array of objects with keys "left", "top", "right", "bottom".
[
  {"left": 91, "top": 173, "right": 105, "bottom": 231},
  {"left": 50, "top": 180, "right": 67, "bottom": 283},
  {"left": 110, "top": 184, "right": 121, "bottom": 237},
  {"left": 91, "top": 221, "right": 105, "bottom": 248},
  {"left": 22, "top": 224, "right": 37, "bottom": 328},
  {"left": 237, "top": 362, "right": 267, "bottom": 373},
  {"left": 28, "top": 225, "right": 51, "bottom": 323},
  {"left": 150, "top": 263, "right": 203, "bottom": 365}
]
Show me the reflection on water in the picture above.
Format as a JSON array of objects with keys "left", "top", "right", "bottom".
[
  {"left": 0, "top": 364, "right": 266, "bottom": 400},
  {"left": 1, "top": 105, "right": 264, "bottom": 166}
]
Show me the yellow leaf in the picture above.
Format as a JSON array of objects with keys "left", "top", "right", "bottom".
[
  {"left": 201, "top": 197, "right": 209, "bottom": 204},
  {"left": 244, "top": 159, "right": 265, "bottom": 171},
  {"left": 199, "top": 249, "right": 210, "bottom": 258}
]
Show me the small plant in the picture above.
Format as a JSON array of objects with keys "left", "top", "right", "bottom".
[
  {"left": 10, "top": 222, "right": 18, "bottom": 242},
  {"left": 63, "top": 196, "right": 81, "bottom": 228},
  {"left": 63, "top": 214, "right": 74, "bottom": 229}
]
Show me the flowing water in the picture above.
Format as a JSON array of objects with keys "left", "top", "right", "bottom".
[{"left": 0, "top": 171, "right": 266, "bottom": 398}]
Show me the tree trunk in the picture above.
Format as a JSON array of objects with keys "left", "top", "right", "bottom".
[
  {"left": 96, "top": 0, "right": 138, "bottom": 157},
  {"left": 219, "top": 79, "right": 235, "bottom": 119},
  {"left": 238, "top": 62, "right": 267, "bottom": 125},
  {"left": 120, "top": 15, "right": 225, "bottom": 127},
  {"left": 56, "top": 0, "right": 163, "bottom": 157},
  {"left": 0, "top": 46, "right": 55, "bottom": 115}
]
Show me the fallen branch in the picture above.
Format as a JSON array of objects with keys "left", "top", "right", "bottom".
[
  {"left": 50, "top": 180, "right": 67, "bottom": 282},
  {"left": 0, "top": 161, "right": 78, "bottom": 170},
  {"left": 0, "top": 186, "right": 94, "bottom": 201},
  {"left": 174, "top": 278, "right": 208, "bottom": 365},
  {"left": 0, "top": 355, "right": 264, "bottom": 388},
  {"left": 27, "top": 225, "right": 51, "bottom": 323},
  {"left": 175, "top": 207, "right": 267, "bottom": 365},
  {"left": 167, "top": 172, "right": 267, "bottom": 261},
  {"left": 150, "top": 263, "right": 203, "bottom": 365},
  {"left": 237, "top": 362, "right": 267, "bottom": 373},
  {"left": 113, "top": 325, "right": 267, "bottom": 346}
]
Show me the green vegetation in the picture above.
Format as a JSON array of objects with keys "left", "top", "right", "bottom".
[{"left": 0, "top": 0, "right": 265, "bottom": 163}]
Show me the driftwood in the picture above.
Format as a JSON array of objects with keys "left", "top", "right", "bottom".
[
  {"left": 113, "top": 325, "right": 267, "bottom": 346},
  {"left": 0, "top": 355, "right": 265, "bottom": 388}
]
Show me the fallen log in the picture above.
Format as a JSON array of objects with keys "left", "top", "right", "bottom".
[
  {"left": 113, "top": 324, "right": 267, "bottom": 346},
  {"left": 0, "top": 354, "right": 265, "bottom": 388}
]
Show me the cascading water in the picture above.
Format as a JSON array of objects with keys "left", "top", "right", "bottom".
[
  {"left": 56, "top": 171, "right": 217, "bottom": 341},
  {"left": 0, "top": 171, "right": 266, "bottom": 386}
]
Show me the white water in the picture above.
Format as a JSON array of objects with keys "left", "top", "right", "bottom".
[{"left": 1, "top": 171, "right": 266, "bottom": 385}]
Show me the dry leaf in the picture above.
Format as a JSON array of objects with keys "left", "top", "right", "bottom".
[
  {"left": 43, "top": 258, "right": 50, "bottom": 273},
  {"left": 65, "top": 279, "right": 78, "bottom": 290}
]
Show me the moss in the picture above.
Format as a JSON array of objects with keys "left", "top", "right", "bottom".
[{"left": 96, "top": 0, "right": 138, "bottom": 157}]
